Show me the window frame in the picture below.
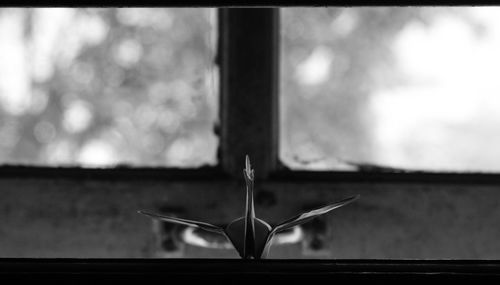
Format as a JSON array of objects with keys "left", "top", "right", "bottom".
[
  {"left": 2, "top": 7, "right": 500, "bottom": 261},
  {"left": 0, "top": 8, "right": 498, "bottom": 185},
  {"left": 0, "top": 8, "right": 275, "bottom": 183}
]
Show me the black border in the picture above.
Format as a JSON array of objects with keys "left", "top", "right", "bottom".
[
  {"left": 2, "top": 2, "right": 500, "bottom": 7},
  {"left": 2, "top": 259, "right": 500, "bottom": 282}
]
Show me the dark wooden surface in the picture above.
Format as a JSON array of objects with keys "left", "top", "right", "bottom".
[
  {"left": 1, "top": 259, "right": 500, "bottom": 282},
  {"left": 2, "top": 164, "right": 500, "bottom": 185}
]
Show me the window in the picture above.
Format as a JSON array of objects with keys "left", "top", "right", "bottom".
[
  {"left": 2, "top": 7, "right": 500, "bottom": 261},
  {"left": 0, "top": 8, "right": 218, "bottom": 167},
  {"left": 282, "top": 7, "right": 500, "bottom": 172}
]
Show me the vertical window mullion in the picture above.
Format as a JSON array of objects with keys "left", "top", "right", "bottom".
[{"left": 218, "top": 8, "right": 280, "bottom": 179}]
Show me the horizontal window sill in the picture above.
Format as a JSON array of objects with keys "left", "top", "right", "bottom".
[
  {"left": 0, "top": 165, "right": 500, "bottom": 185},
  {"left": 1, "top": 259, "right": 500, "bottom": 281}
]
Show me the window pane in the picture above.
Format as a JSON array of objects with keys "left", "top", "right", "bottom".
[
  {"left": 281, "top": 7, "right": 500, "bottom": 172},
  {"left": 0, "top": 8, "right": 218, "bottom": 167}
]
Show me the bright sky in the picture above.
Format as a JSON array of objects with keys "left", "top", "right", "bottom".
[{"left": 370, "top": 8, "right": 500, "bottom": 171}]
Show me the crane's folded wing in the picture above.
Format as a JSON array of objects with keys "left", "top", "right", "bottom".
[
  {"left": 138, "top": 210, "right": 225, "bottom": 235},
  {"left": 271, "top": 195, "right": 360, "bottom": 235}
]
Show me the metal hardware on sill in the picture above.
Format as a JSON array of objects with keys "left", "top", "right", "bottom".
[{"left": 181, "top": 226, "right": 304, "bottom": 249}]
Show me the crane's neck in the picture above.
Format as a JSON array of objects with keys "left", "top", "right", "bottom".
[{"left": 244, "top": 155, "right": 256, "bottom": 258}]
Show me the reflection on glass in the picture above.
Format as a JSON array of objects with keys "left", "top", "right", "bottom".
[
  {"left": 0, "top": 8, "right": 218, "bottom": 167},
  {"left": 281, "top": 7, "right": 500, "bottom": 171}
]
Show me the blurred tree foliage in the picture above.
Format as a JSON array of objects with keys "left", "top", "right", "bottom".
[
  {"left": 0, "top": 8, "right": 218, "bottom": 167},
  {"left": 281, "top": 7, "right": 485, "bottom": 169},
  {"left": 0, "top": 8, "right": 487, "bottom": 169}
]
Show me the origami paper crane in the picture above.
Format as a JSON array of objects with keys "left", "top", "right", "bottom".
[{"left": 138, "top": 155, "right": 359, "bottom": 259}]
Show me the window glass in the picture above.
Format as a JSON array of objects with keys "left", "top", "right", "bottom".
[
  {"left": 281, "top": 7, "right": 500, "bottom": 172},
  {"left": 0, "top": 8, "right": 218, "bottom": 167}
]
